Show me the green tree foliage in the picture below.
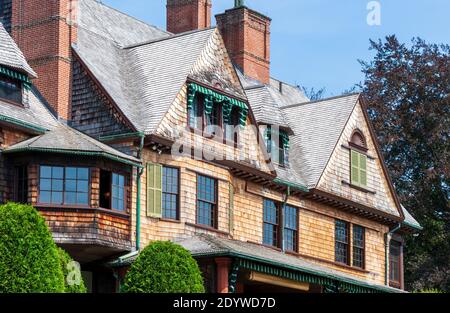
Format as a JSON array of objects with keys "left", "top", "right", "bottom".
[
  {"left": 0, "top": 203, "right": 65, "bottom": 293},
  {"left": 57, "top": 248, "right": 87, "bottom": 293},
  {"left": 122, "top": 241, "right": 205, "bottom": 293},
  {"left": 360, "top": 36, "right": 449, "bottom": 291}
]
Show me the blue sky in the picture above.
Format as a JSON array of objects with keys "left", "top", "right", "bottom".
[{"left": 103, "top": 0, "right": 450, "bottom": 97}]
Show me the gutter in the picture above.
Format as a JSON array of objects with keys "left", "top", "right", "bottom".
[
  {"left": 0, "top": 114, "right": 48, "bottom": 134},
  {"left": 385, "top": 223, "right": 402, "bottom": 286},
  {"left": 273, "top": 178, "right": 309, "bottom": 193}
]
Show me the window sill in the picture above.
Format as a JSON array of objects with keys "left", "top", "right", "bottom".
[
  {"left": 342, "top": 180, "right": 376, "bottom": 195},
  {"left": 0, "top": 96, "right": 23, "bottom": 107},
  {"left": 341, "top": 144, "right": 376, "bottom": 159},
  {"left": 36, "top": 205, "right": 130, "bottom": 218},
  {"left": 186, "top": 222, "right": 229, "bottom": 236},
  {"left": 160, "top": 218, "right": 182, "bottom": 224}
]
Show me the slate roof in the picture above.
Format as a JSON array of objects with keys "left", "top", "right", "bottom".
[
  {"left": 174, "top": 234, "right": 405, "bottom": 293},
  {"left": 0, "top": 22, "right": 37, "bottom": 78},
  {"left": 4, "top": 124, "right": 141, "bottom": 165},
  {"left": 401, "top": 205, "right": 422, "bottom": 231},
  {"left": 75, "top": 2, "right": 216, "bottom": 133},
  {"left": 281, "top": 94, "right": 360, "bottom": 188}
]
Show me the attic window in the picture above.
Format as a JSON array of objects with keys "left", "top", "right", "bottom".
[
  {"left": 265, "top": 126, "right": 290, "bottom": 166},
  {"left": 350, "top": 130, "right": 367, "bottom": 151},
  {"left": 0, "top": 75, "right": 22, "bottom": 104}
]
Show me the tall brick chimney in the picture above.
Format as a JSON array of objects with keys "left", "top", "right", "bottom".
[
  {"left": 11, "top": 0, "right": 77, "bottom": 120},
  {"left": 216, "top": 1, "right": 271, "bottom": 84},
  {"left": 167, "top": 0, "right": 212, "bottom": 34}
]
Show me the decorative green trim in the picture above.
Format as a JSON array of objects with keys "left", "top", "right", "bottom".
[
  {"left": 0, "top": 65, "right": 32, "bottom": 90},
  {"left": 265, "top": 126, "right": 290, "bottom": 149},
  {"left": 99, "top": 132, "right": 145, "bottom": 143},
  {"left": 3, "top": 147, "right": 143, "bottom": 168},
  {"left": 187, "top": 83, "right": 249, "bottom": 127},
  {"left": 273, "top": 178, "right": 309, "bottom": 193},
  {"left": 0, "top": 114, "right": 47, "bottom": 134}
]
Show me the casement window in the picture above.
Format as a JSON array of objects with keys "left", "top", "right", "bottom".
[
  {"left": 283, "top": 205, "right": 299, "bottom": 252},
  {"left": 351, "top": 150, "right": 368, "bottom": 187},
  {"left": 162, "top": 166, "right": 179, "bottom": 220},
  {"left": 265, "top": 126, "right": 290, "bottom": 167},
  {"left": 352, "top": 225, "right": 366, "bottom": 269},
  {"left": 389, "top": 241, "right": 402, "bottom": 287},
  {"left": 335, "top": 220, "right": 350, "bottom": 265},
  {"left": 0, "top": 75, "right": 22, "bottom": 104},
  {"left": 146, "top": 163, "right": 180, "bottom": 220},
  {"left": 39, "top": 166, "right": 89, "bottom": 206},
  {"left": 263, "top": 199, "right": 280, "bottom": 247},
  {"left": 14, "top": 166, "right": 28, "bottom": 204},
  {"left": 196, "top": 174, "right": 218, "bottom": 228},
  {"left": 100, "top": 170, "right": 127, "bottom": 211}
]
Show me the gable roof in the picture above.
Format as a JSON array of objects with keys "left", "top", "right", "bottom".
[
  {"left": 74, "top": 22, "right": 216, "bottom": 134},
  {"left": 281, "top": 94, "right": 360, "bottom": 188},
  {"left": 4, "top": 124, "right": 141, "bottom": 166},
  {"left": 0, "top": 22, "right": 37, "bottom": 78}
]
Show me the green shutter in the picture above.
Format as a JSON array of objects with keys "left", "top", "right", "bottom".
[
  {"left": 359, "top": 154, "right": 368, "bottom": 187},
  {"left": 351, "top": 150, "right": 360, "bottom": 185},
  {"left": 146, "top": 163, "right": 162, "bottom": 218}
]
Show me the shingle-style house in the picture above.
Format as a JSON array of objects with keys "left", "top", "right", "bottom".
[{"left": 0, "top": 0, "right": 422, "bottom": 293}]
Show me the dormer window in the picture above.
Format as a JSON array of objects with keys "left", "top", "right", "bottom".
[
  {"left": 0, "top": 75, "right": 22, "bottom": 104},
  {"left": 187, "top": 82, "right": 249, "bottom": 143},
  {"left": 350, "top": 130, "right": 368, "bottom": 188},
  {"left": 265, "top": 126, "right": 290, "bottom": 167}
]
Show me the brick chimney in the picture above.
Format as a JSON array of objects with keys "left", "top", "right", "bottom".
[
  {"left": 216, "top": 0, "right": 271, "bottom": 84},
  {"left": 167, "top": 0, "right": 212, "bottom": 34},
  {"left": 11, "top": 0, "right": 78, "bottom": 120}
]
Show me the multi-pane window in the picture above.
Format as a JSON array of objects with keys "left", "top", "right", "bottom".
[
  {"left": 111, "top": 173, "right": 125, "bottom": 211},
  {"left": 351, "top": 150, "right": 368, "bottom": 187},
  {"left": 39, "top": 166, "right": 89, "bottom": 206},
  {"left": 263, "top": 199, "right": 279, "bottom": 247},
  {"left": 283, "top": 205, "right": 298, "bottom": 252},
  {"left": 335, "top": 220, "right": 350, "bottom": 265},
  {"left": 162, "top": 167, "right": 179, "bottom": 220},
  {"left": 196, "top": 175, "right": 217, "bottom": 228},
  {"left": 0, "top": 76, "right": 22, "bottom": 104},
  {"left": 14, "top": 166, "right": 28, "bottom": 204},
  {"left": 389, "top": 241, "right": 402, "bottom": 287},
  {"left": 352, "top": 225, "right": 365, "bottom": 269}
]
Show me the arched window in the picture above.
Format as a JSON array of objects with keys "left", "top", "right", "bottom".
[{"left": 350, "top": 130, "right": 367, "bottom": 150}]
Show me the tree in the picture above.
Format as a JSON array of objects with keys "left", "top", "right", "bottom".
[
  {"left": 122, "top": 241, "right": 205, "bottom": 293},
  {"left": 58, "top": 248, "right": 87, "bottom": 293},
  {"left": 301, "top": 86, "right": 326, "bottom": 101},
  {"left": 359, "top": 36, "right": 449, "bottom": 291},
  {"left": 0, "top": 203, "right": 65, "bottom": 293}
]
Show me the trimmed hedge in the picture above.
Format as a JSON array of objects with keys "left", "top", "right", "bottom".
[
  {"left": 0, "top": 203, "right": 65, "bottom": 293},
  {"left": 58, "top": 248, "right": 87, "bottom": 293},
  {"left": 122, "top": 241, "right": 205, "bottom": 293}
]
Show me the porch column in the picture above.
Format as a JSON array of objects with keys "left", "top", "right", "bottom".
[{"left": 215, "top": 257, "right": 232, "bottom": 293}]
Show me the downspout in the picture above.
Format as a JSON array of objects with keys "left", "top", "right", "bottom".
[
  {"left": 135, "top": 134, "right": 145, "bottom": 251},
  {"left": 385, "top": 223, "right": 401, "bottom": 286},
  {"left": 281, "top": 186, "right": 291, "bottom": 252}
]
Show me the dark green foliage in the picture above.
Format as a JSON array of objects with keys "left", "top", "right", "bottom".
[
  {"left": 360, "top": 36, "right": 449, "bottom": 291},
  {"left": 0, "top": 203, "right": 65, "bottom": 293},
  {"left": 122, "top": 241, "right": 205, "bottom": 293},
  {"left": 57, "top": 248, "right": 87, "bottom": 293}
]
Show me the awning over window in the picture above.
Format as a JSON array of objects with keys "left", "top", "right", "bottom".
[
  {"left": 0, "top": 65, "right": 32, "bottom": 90},
  {"left": 187, "top": 82, "right": 249, "bottom": 127}
]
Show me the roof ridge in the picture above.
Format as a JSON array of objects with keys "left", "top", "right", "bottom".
[
  {"left": 280, "top": 93, "right": 361, "bottom": 110},
  {"left": 88, "top": 0, "right": 171, "bottom": 36},
  {"left": 123, "top": 27, "right": 216, "bottom": 49}
]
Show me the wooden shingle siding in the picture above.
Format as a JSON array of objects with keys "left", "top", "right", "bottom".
[{"left": 71, "top": 59, "right": 132, "bottom": 138}]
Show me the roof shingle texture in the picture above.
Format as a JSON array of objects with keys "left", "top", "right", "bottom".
[{"left": 0, "top": 22, "right": 37, "bottom": 77}]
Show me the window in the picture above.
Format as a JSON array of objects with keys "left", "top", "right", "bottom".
[
  {"left": 0, "top": 76, "right": 22, "bottom": 104},
  {"left": 39, "top": 166, "right": 89, "bottom": 206},
  {"left": 14, "top": 166, "right": 28, "bottom": 204},
  {"left": 196, "top": 175, "right": 217, "bottom": 228},
  {"left": 266, "top": 126, "right": 289, "bottom": 167},
  {"left": 335, "top": 220, "right": 350, "bottom": 265},
  {"left": 224, "top": 107, "right": 240, "bottom": 143},
  {"left": 100, "top": 170, "right": 126, "bottom": 211},
  {"left": 263, "top": 199, "right": 279, "bottom": 247},
  {"left": 389, "top": 241, "right": 402, "bottom": 287},
  {"left": 188, "top": 95, "right": 204, "bottom": 129},
  {"left": 205, "top": 101, "right": 222, "bottom": 131},
  {"left": 283, "top": 205, "right": 298, "bottom": 252},
  {"left": 162, "top": 167, "right": 179, "bottom": 220},
  {"left": 351, "top": 150, "right": 367, "bottom": 187},
  {"left": 352, "top": 225, "right": 365, "bottom": 268}
]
